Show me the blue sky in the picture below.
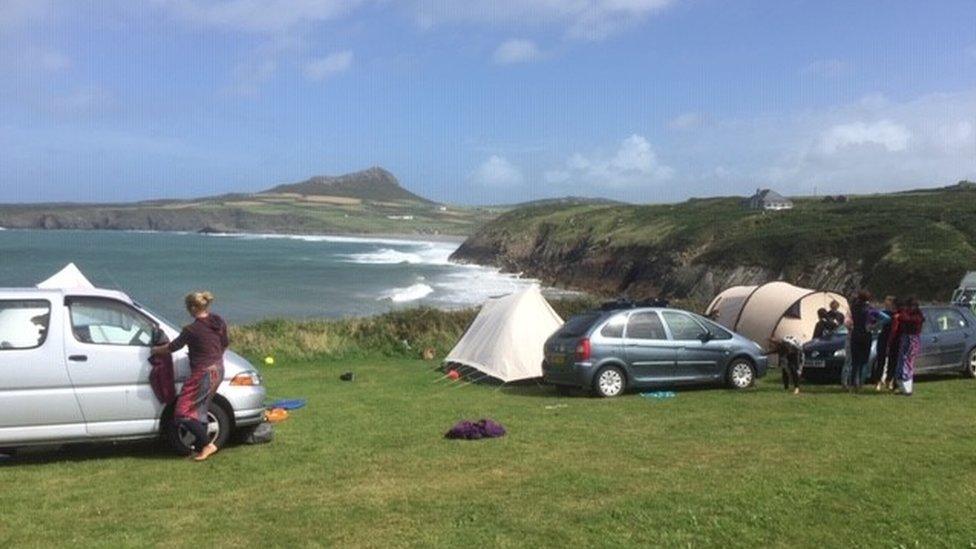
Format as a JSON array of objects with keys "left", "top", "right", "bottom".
[{"left": 1, "top": 0, "right": 975, "bottom": 205}]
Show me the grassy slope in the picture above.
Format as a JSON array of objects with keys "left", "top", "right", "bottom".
[
  {"left": 461, "top": 188, "right": 976, "bottom": 299},
  {"left": 2, "top": 356, "right": 975, "bottom": 547},
  {"left": 0, "top": 193, "right": 496, "bottom": 236}
]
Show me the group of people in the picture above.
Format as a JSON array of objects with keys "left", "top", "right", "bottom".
[
  {"left": 773, "top": 292, "right": 926, "bottom": 396},
  {"left": 845, "top": 292, "right": 925, "bottom": 395}
]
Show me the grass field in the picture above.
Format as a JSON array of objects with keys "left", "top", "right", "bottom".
[{"left": 2, "top": 356, "right": 975, "bottom": 548}]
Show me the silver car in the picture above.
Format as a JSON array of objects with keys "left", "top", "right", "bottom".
[
  {"left": 543, "top": 306, "right": 769, "bottom": 397},
  {"left": 0, "top": 287, "right": 266, "bottom": 454}
]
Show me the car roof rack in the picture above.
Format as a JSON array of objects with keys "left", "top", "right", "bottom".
[{"left": 599, "top": 297, "right": 670, "bottom": 311}]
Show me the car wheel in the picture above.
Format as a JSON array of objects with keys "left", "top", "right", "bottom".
[
  {"left": 726, "top": 359, "right": 755, "bottom": 390},
  {"left": 592, "top": 366, "right": 626, "bottom": 398},
  {"left": 166, "top": 404, "right": 232, "bottom": 456},
  {"left": 964, "top": 347, "right": 976, "bottom": 378}
]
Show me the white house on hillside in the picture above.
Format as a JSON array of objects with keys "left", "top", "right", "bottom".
[{"left": 744, "top": 188, "right": 794, "bottom": 211}]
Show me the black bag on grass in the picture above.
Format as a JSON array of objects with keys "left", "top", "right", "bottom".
[{"left": 243, "top": 422, "right": 274, "bottom": 444}]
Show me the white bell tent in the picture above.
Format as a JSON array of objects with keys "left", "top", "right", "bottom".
[
  {"left": 37, "top": 263, "right": 96, "bottom": 290},
  {"left": 445, "top": 286, "right": 563, "bottom": 383}
]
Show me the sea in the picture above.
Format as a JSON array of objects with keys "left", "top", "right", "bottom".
[{"left": 0, "top": 229, "right": 541, "bottom": 324}]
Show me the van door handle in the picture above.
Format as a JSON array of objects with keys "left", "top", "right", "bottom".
[{"left": 68, "top": 355, "right": 88, "bottom": 362}]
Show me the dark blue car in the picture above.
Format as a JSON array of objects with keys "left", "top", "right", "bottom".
[{"left": 542, "top": 307, "right": 769, "bottom": 397}]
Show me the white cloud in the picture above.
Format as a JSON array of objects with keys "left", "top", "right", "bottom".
[
  {"left": 471, "top": 155, "right": 526, "bottom": 187},
  {"left": 545, "top": 134, "right": 674, "bottom": 187},
  {"left": 414, "top": 0, "right": 677, "bottom": 41},
  {"left": 153, "top": 0, "right": 367, "bottom": 33},
  {"left": 819, "top": 120, "right": 911, "bottom": 154},
  {"left": 693, "top": 90, "right": 976, "bottom": 195},
  {"left": 304, "top": 50, "right": 353, "bottom": 81},
  {"left": 493, "top": 39, "right": 542, "bottom": 65},
  {"left": 800, "top": 59, "right": 851, "bottom": 79},
  {"left": 668, "top": 112, "right": 705, "bottom": 130}
]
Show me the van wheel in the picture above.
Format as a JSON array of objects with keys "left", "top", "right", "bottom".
[
  {"left": 592, "top": 366, "right": 626, "bottom": 398},
  {"left": 727, "top": 359, "right": 756, "bottom": 390},
  {"left": 964, "top": 348, "right": 976, "bottom": 378},
  {"left": 166, "top": 405, "right": 232, "bottom": 456}
]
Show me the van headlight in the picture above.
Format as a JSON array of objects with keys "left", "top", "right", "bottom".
[
  {"left": 833, "top": 349, "right": 846, "bottom": 358},
  {"left": 230, "top": 371, "right": 262, "bottom": 386}
]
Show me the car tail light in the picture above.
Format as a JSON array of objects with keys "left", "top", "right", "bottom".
[
  {"left": 575, "top": 338, "right": 591, "bottom": 361},
  {"left": 230, "top": 372, "right": 261, "bottom": 386}
]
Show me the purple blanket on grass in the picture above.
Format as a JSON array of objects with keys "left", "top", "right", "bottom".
[{"left": 444, "top": 419, "right": 506, "bottom": 440}]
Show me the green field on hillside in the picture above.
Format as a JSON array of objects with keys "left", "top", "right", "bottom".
[{"left": 2, "top": 353, "right": 975, "bottom": 548}]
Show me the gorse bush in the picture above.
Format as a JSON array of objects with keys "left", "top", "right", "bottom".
[{"left": 230, "top": 296, "right": 603, "bottom": 361}]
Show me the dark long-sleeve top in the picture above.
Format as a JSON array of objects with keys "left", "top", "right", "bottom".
[
  {"left": 850, "top": 301, "right": 889, "bottom": 338},
  {"left": 167, "top": 314, "right": 229, "bottom": 370}
]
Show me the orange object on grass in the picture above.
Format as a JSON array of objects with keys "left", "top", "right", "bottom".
[
  {"left": 447, "top": 369, "right": 460, "bottom": 380},
  {"left": 264, "top": 408, "right": 289, "bottom": 423}
]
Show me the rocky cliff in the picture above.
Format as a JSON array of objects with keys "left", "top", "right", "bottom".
[{"left": 452, "top": 189, "right": 976, "bottom": 302}]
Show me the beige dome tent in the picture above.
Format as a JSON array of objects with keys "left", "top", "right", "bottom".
[
  {"left": 705, "top": 282, "right": 848, "bottom": 351},
  {"left": 444, "top": 285, "right": 563, "bottom": 383}
]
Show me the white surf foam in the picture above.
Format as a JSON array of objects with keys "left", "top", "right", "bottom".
[
  {"left": 342, "top": 243, "right": 454, "bottom": 266},
  {"left": 380, "top": 283, "right": 435, "bottom": 303},
  {"left": 203, "top": 231, "right": 451, "bottom": 247}
]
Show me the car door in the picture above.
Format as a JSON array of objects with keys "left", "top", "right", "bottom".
[
  {"left": 63, "top": 296, "right": 163, "bottom": 437},
  {"left": 623, "top": 311, "right": 676, "bottom": 382},
  {"left": 927, "top": 308, "right": 971, "bottom": 370},
  {"left": 916, "top": 311, "right": 942, "bottom": 372},
  {"left": 0, "top": 297, "right": 88, "bottom": 444},
  {"left": 662, "top": 311, "right": 727, "bottom": 380}
]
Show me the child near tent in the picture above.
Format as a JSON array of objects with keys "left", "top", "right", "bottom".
[{"left": 770, "top": 336, "right": 804, "bottom": 394}]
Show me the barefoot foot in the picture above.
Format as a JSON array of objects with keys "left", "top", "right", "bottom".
[{"left": 193, "top": 443, "right": 218, "bottom": 461}]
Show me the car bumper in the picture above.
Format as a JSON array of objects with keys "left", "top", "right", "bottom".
[
  {"left": 218, "top": 384, "right": 267, "bottom": 427},
  {"left": 541, "top": 360, "right": 596, "bottom": 388},
  {"left": 754, "top": 355, "right": 769, "bottom": 378}
]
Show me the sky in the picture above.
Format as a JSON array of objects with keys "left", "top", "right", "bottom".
[{"left": 1, "top": 0, "right": 975, "bottom": 205}]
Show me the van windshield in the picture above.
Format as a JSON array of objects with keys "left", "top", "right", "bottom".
[{"left": 555, "top": 312, "right": 602, "bottom": 338}]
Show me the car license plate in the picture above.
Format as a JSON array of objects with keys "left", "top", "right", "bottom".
[
  {"left": 550, "top": 355, "right": 565, "bottom": 366},
  {"left": 805, "top": 359, "right": 825, "bottom": 368}
]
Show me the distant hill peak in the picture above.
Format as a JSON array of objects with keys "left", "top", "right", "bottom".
[{"left": 262, "top": 167, "right": 434, "bottom": 203}]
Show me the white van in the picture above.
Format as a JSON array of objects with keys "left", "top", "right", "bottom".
[{"left": 0, "top": 266, "right": 266, "bottom": 454}]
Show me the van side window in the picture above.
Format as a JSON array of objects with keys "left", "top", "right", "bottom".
[
  {"left": 0, "top": 300, "right": 51, "bottom": 350},
  {"left": 600, "top": 314, "right": 627, "bottom": 338},
  {"left": 68, "top": 298, "right": 155, "bottom": 347},
  {"left": 626, "top": 312, "right": 667, "bottom": 340}
]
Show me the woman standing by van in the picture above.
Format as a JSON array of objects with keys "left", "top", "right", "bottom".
[{"left": 152, "top": 291, "right": 228, "bottom": 461}]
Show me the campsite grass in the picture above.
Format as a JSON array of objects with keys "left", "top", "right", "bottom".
[{"left": 2, "top": 357, "right": 976, "bottom": 548}]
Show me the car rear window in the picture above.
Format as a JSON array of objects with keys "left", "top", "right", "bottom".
[
  {"left": 600, "top": 314, "right": 627, "bottom": 338},
  {"left": 0, "top": 299, "right": 51, "bottom": 350},
  {"left": 555, "top": 312, "right": 602, "bottom": 338}
]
